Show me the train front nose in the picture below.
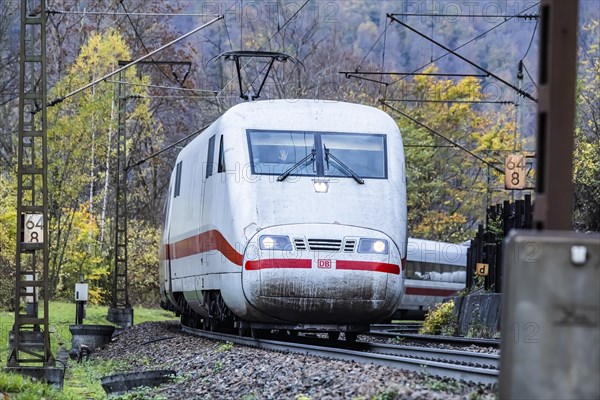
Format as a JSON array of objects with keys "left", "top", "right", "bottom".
[{"left": 241, "top": 224, "right": 403, "bottom": 324}]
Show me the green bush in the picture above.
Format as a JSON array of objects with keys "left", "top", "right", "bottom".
[{"left": 419, "top": 300, "right": 456, "bottom": 335}]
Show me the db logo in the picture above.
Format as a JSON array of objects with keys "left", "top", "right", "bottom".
[{"left": 318, "top": 259, "right": 332, "bottom": 269}]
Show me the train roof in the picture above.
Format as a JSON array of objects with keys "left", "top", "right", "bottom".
[{"left": 214, "top": 99, "right": 400, "bottom": 133}]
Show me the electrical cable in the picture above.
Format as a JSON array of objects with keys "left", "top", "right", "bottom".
[
  {"left": 119, "top": 1, "right": 182, "bottom": 86},
  {"left": 105, "top": 80, "right": 217, "bottom": 93},
  {"left": 380, "top": 19, "right": 389, "bottom": 99},
  {"left": 127, "top": 122, "right": 213, "bottom": 169},
  {"left": 215, "top": 0, "right": 310, "bottom": 99},
  {"left": 356, "top": 20, "right": 393, "bottom": 72},
  {"left": 388, "top": 2, "right": 539, "bottom": 87},
  {"left": 46, "top": 9, "right": 217, "bottom": 17},
  {"left": 45, "top": 16, "right": 223, "bottom": 109},
  {"left": 521, "top": 62, "right": 538, "bottom": 91},
  {"left": 381, "top": 100, "right": 504, "bottom": 174},
  {"left": 389, "top": 12, "right": 538, "bottom": 19},
  {"left": 387, "top": 13, "right": 537, "bottom": 102},
  {"left": 382, "top": 98, "right": 514, "bottom": 105},
  {"left": 222, "top": 14, "right": 234, "bottom": 52},
  {"left": 521, "top": 18, "right": 538, "bottom": 60}
]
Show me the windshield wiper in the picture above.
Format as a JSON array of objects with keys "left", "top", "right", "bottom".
[
  {"left": 324, "top": 145, "right": 364, "bottom": 184},
  {"left": 277, "top": 148, "right": 316, "bottom": 182}
]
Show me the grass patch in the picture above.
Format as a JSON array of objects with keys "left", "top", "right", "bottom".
[
  {"left": 1, "top": 302, "right": 176, "bottom": 360},
  {"left": 0, "top": 371, "right": 77, "bottom": 400},
  {"left": 1, "top": 302, "right": 176, "bottom": 398},
  {"left": 64, "top": 358, "right": 132, "bottom": 399}
]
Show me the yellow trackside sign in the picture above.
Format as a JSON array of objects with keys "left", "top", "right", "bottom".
[{"left": 476, "top": 263, "right": 489, "bottom": 276}]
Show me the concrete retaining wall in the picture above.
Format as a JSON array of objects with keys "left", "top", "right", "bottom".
[{"left": 452, "top": 293, "right": 502, "bottom": 337}]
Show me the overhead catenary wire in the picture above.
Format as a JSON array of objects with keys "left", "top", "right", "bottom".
[
  {"left": 387, "top": 13, "right": 538, "bottom": 103},
  {"left": 521, "top": 18, "right": 539, "bottom": 60},
  {"left": 127, "top": 122, "right": 213, "bottom": 170},
  {"left": 341, "top": 71, "right": 488, "bottom": 77},
  {"left": 521, "top": 62, "right": 538, "bottom": 91},
  {"left": 389, "top": 12, "right": 538, "bottom": 19},
  {"left": 215, "top": 0, "right": 310, "bottom": 99},
  {"left": 382, "top": 99, "right": 514, "bottom": 105},
  {"left": 46, "top": 10, "right": 217, "bottom": 17},
  {"left": 44, "top": 15, "right": 223, "bottom": 110},
  {"left": 119, "top": 1, "right": 185, "bottom": 87},
  {"left": 356, "top": 19, "right": 393, "bottom": 72},
  {"left": 105, "top": 80, "right": 217, "bottom": 93},
  {"left": 381, "top": 100, "right": 504, "bottom": 174},
  {"left": 387, "top": 2, "right": 540, "bottom": 87}
]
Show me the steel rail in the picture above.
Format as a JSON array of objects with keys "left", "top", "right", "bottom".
[
  {"left": 357, "top": 342, "right": 499, "bottom": 369},
  {"left": 368, "top": 331, "right": 501, "bottom": 348},
  {"left": 371, "top": 323, "right": 423, "bottom": 331},
  {"left": 182, "top": 326, "right": 498, "bottom": 384}
]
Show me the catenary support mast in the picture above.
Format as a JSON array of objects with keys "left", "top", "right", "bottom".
[{"left": 7, "top": 0, "right": 54, "bottom": 367}]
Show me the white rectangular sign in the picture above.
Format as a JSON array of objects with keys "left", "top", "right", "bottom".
[
  {"left": 504, "top": 154, "right": 526, "bottom": 190},
  {"left": 23, "top": 214, "right": 44, "bottom": 243}
]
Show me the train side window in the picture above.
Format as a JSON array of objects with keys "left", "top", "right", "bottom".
[
  {"left": 217, "top": 136, "right": 226, "bottom": 173},
  {"left": 174, "top": 161, "right": 182, "bottom": 198},
  {"left": 206, "top": 135, "right": 216, "bottom": 178}
]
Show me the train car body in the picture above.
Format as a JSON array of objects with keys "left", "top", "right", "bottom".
[
  {"left": 397, "top": 238, "right": 467, "bottom": 318},
  {"left": 159, "top": 99, "right": 407, "bottom": 334}
]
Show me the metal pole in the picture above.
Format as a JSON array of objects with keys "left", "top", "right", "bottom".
[
  {"left": 532, "top": 1, "right": 578, "bottom": 230},
  {"left": 8, "top": 0, "right": 54, "bottom": 367}
]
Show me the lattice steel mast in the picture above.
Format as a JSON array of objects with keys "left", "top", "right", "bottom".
[
  {"left": 7, "top": 0, "right": 54, "bottom": 367},
  {"left": 107, "top": 70, "right": 132, "bottom": 325}
]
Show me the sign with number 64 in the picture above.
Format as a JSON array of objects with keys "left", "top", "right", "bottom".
[
  {"left": 505, "top": 154, "right": 526, "bottom": 190},
  {"left": 23, "top": 214, "right": 44, "bottom": 244}
]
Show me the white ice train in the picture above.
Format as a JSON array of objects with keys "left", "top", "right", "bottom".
[
  {"left": 396, "top": 238, "right": 468, "bottom": 317},
  {"left": 159, "top": 99, "right": 407, "bottom": 338}
]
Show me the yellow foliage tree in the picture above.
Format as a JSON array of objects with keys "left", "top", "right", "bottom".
[
  {"left": 46, "top": 29, "right": 154, "bottom": 301},
  {"left": 388, "top": 66, "right": 520, "bottom": 242}
]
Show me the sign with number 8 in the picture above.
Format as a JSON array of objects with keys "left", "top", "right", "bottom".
[
  {"left": 505, "top": 154, "right": 526, "bottom": 190},
  {"left": 23, "top": 214, "right": 44, "bottom": 244}
]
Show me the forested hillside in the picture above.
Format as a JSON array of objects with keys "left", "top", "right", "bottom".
[{"left": 0, "top": 0, "right": 598, "bottom": 306}]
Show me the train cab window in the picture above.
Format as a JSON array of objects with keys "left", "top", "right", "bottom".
[
  {"left": 217, "top": 136, "right": 226, "bottom": 173},
  {"left": 247, "top": 130, "right": 387, "bottom": 179},
  {"left": 321, "top": 133, "right": 387, "bottom": 179},
  {"left": 247, "top": 130, "right": 317, "bottom": 176},
  {"left": 174, "top": 161, "right": 182, "bottom": 197},
  {"left": 206, "top": 135, "right": 216, "bottom": 178}
]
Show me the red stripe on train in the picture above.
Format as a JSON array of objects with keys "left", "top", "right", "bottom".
[
  {"left": 246, "top": 259, "right": 400, "bottom": 274},
  {"left": 245, "top": 259, "right": 312, "bottom": 270},
  {"left": 336, "top": 260, "right": 401, "bottom": 275},
  {"left": 404, "top": 287, "right": 458, "bottom": 297},
  {"left": 163, "top": 230, "right": 403, "bottom": 275},
  {"left": 166, "top": 230, "right": 243, "bottom": 266}
]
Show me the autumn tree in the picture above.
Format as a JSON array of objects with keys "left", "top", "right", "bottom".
[
  {"left": 574, "top": 19, "right": 600, "bottom": 232},
  {"left": 46, "top": 29, "right": 157, "bottom": 301},
  {"left": 387, "top": 67, "right": 518, "bottom": 242}
]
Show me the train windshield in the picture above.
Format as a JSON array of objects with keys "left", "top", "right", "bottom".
[
  {"left": 248, "top": 130, "right": 317, "bottom": 176},
  {"left": 247, "top": 130, "right": 387, "bottom": 179},
  {"left": 321, "top": 133, "right": 386, "bottom": 179}
]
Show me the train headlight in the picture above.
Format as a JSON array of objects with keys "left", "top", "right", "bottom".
[
  {"left": 312, "top": 179, "right": 329, "bottom": 193},
  {"left": 358, "top": 238, "right": 389, "bottom": 254},
  {"left": 259, "top": 235, "right": 292, "bottom": 251}
]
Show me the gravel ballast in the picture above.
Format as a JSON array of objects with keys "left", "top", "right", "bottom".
[{"left": 93, "top": 321, "right": 498, "bottom": 399}]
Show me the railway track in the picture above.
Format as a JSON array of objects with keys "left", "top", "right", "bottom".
[
  {"left": 367, "top": 330, "right": 501, "bottom": 348},
  {"left": 182, "top": 326, "right": 499, "bottom": 384},
  {"left": 371, "top": 322, "right": 423, "bottom": 333}
]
